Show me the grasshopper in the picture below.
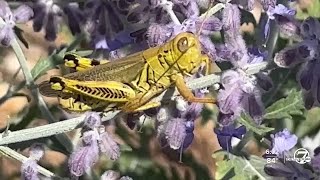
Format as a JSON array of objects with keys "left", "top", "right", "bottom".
[{"left": 38, "top": 32, "right": 216, "bottom": 113}]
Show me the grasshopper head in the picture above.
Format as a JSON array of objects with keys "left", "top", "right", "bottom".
[{"left": 171, "top": 32, "right": 203, "bottom": 74}]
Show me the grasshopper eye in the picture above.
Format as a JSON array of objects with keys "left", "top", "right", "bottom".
[{"left": 177, "top": 37, "right": 189, "bottom": 52}]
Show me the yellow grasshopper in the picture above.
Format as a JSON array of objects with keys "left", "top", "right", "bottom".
[{"left": 38, "top": 32, "right": 216, "bottom": 113}]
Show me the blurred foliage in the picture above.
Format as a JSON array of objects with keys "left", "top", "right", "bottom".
[
  {"left": 296, "top": 0, "right": 320, "bottom": 19},
  {"left": 213, "top": 151, "right": 273, "bottom": 180},
  {"left": 238, "top": 113, "right": 274, "bottom": 136},
  {"left": 264, "top": 89, "right": 304, "bottom": 120}
]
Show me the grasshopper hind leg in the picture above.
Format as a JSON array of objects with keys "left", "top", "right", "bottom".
[
  {"left": 58, "top": 93, "right": 112, "bottom": 113},
  {"left": 64, "top": 53, "right": 109, "bottom": 72}
]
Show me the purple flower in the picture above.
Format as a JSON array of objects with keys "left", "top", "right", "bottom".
[
  {"left": 214, "top": 124, "right": 246, "bottom": 151},
  {"left": 164, "top": 118, "right": 186, "bottom": 150},
  {"left": 32, "top": 0, "right": 62, "bottom": 41},
  {"left": 234, "top": 0, "right": 255, "bottom": 11},
  {"left": 98, "top": 126, "right": 120, "bottom": 160},
  {"left": 222, "top": 4, "right": 241, "bottom": 41},
  {"left": 271, "top": 129, "right": 298, "bottom": 156},
  {"left": 171, "top": 0, "right": 199, "bottom": 18},
  {"left": 84, "top": 112, "right": 102, "bottom": 129},
  {"left": 312, "top": 153, "right": 320, "bottom": 173},
  {"left": 62, "top": 3, "right": 85, "bottom": 35},
  {"left": 85, "top": 0, "right": 151, "bottom": 50},
  {"left": 217, "top": 70, "right": 265, "bottom": 125},
  {"left": 101, "top": 170, "right": 120, "bottom": 180},
  {"left": 29, "top": 144, "right": 45, "bottom": 161},
  {"left": 21, "top": 159, "right": 39, "bottom": 180},
  {"left": 69, "top": 118, "right": 121, "bottom": 178},
  {"left": 0, "top": 1, "right": 33, "bottom": 46},
  {"left": 265, "top": 4, "right": 297, "bottom": 39},
  {"left": 182, "top": 120, "right": 194, "bottom": 150},
  {"left": 146, "top": 16, "right": 221, "bottom": 60},
  {"left": 267, "top": 4, "right": 296, "bottom": 20},
  {"left": 68, "top": 131, "right": 100, "bottom": 177},
  {"left": 264, "top": 161, "right": 313, "bottom": 179},
  {"left": 221, "top": 4, "right": 250, "bottom": 67},
  {"left": 260, "top": 0, "right": 277, "bottom": 11},
  {"left": 274, "top": 17, "right": 320, "bottom": 109},
  {"left": 146, "top": 23, "right": 173, "bottom": 47},
  {"left": 20, "top": 143, "right": 45, "bottom": 180}
]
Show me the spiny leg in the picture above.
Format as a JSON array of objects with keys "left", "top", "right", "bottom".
[{"left": 172, "top": 74, "right": 216, "bottom": 104}]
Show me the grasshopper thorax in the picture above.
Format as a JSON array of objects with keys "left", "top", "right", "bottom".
[{"left": 170, "top": 32, "right": 203, "bottom": 75}]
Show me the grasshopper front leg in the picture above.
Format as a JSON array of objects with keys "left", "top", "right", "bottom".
[{"left": 172, "top": 74, "right": 216, "bottom": 104}]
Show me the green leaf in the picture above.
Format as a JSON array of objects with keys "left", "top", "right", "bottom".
[
  {"left": 31, "top": 53, "right": 65, "bottom": 81},
  {"left": 296, "top": 0, "right": 320, "bottom": 19},
  {"left": 238, "top": 113, "right": 274, "bottom": 136},
  {"left": 264, "top": 90, "right": 304, "bottom": 120},
  {"left": 296, "top": 107, "right": 320, "bottom": 138},
  {"left": 213, "top": 151, "right": 273, "bottom": 180}
]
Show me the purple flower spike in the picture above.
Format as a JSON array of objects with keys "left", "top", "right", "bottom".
[
  {"left": 222, "top": 4, "right": 241, "bottom": 40},
  {"left": 267, "top": 4, "right": 296, "bottom": 20},
  {"left": 0, "top": 0, "right": 10, "bottom": 18},
  {"left": 84, "top": 112, "right": 101, "bottom": 129},
  {"left": 264, "top": 162, "right": 295, "bottom": 178},
  {"left": 101, "top": 170, "right": 120, "bottom": 180},
  {"left": 147, "top": 23, "right": 173, "bottom": 47},
  {"left": 241, "top": 90, "right": 264, "bottom": 124},
  {"left": 260, "top": 0, "right": 277, "bottom": 11},
  {"left": 12, "top": 4, "right": 34, "bottom": 23},
  {"left": 217, "top": 112, "right": 238, "bottom": 126},
  {"left": 303, "top": 91, "right": 315, "bottom": 110},
  {"left": 255, "top": 72, "right": 273, "bottom": 92},
  {"left": 311, "top": 153, "right": 320, "bottom": 173},
  {"left": 199, "top": 35, "right": 217, "bottom": 60},
  {"left": 63, "top": 3, "right": 84, "bottom": 35},
  {"left": 29, "top": 143, "right": 45, "bottom": 161},
  {"left": 265, "top": 161, "right": 314, "bottom": 179},
  {"left": 68, "top": 131, "right": 99, "bottom": 177},
  {"left": 172, "top": 0, "right": 190, "bottom": 6},
  {"left": 0, "top": 25, "right": 14, "bottom": 46},
  {"left": 300, "top": 17, "right": 320, "bottom": 39},
  {"left": 271, "top": 129, "right": 298, "bottom": 156},
  {"left": 0, "top": 1, "right": 33, "bottom": 46},
  {"left": 98, "top": 127, "right": 120, "bottom": 161},
  {"left": 217, "top": 70, "right": 244, "bottom": 114},
  {"left": 214, "top": 124, "right": 246, "bottom": 151},
  {"left": 21, "top": 159, "right": 39, "bottom": 180},
  {"left": 236, "top": 0, "right": 255, "bottom": 11},
  {"left": 265, "top": 4, "right": 296, "bottom": 39},
  {"left": 32, "top": 1, "right": 62, "bottom": 41},
  {"left": 297, "top": 61, "right": 315, "bottom": 91},
  {"left": 178, "top": 1, "right": 199, "bottom": 18},
  {"left": 274, "top": 40, "right": 318, "bottom": 68},
  {"left": 182, "top": 120, "right": 194, "bottom": 150},
  {"left": 165, "top": 118, "right": 186, "bottom": 150}
]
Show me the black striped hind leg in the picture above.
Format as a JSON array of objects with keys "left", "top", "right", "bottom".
[{"left": 63, "top": 53, "right": 109, "bottom": 72}]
